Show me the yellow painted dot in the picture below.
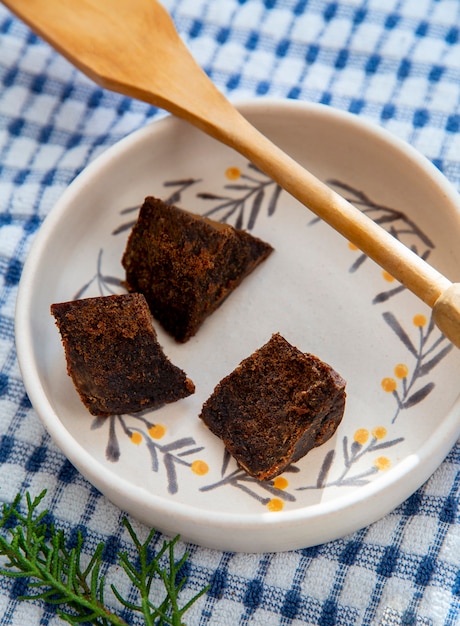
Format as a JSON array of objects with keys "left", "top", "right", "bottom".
[
  {"left": 348, "top": 242, "right": 359, "bottom": 251},
  {"left": 191, "top": 460, "right": 209, "bottom": 476},
  {"left": 131, "top": 432, "right": 142, "bottom": 445},
  {"left": 413, "top": 314, "right": 427, "bottom": 327},
  {"left": 273, "top": 476, "right": 289, "bottom": 490},
  {"left": 381, "top": 377, "right": 397, "bottom": 392},
  {"left": 382, "top": 270, "right": 395, "bottom": 282},
  {"left": 149, "top": 424, "right": 166, "bottom": 439},
  {"left": 372, "top": 426, "right": 387, "bottom": 440},
  {"left": 394, "top": 363, "right": 409, "bottom": 379},
  {"left": 267, "top": 498, "right": 284, "bottom": 512},
  {"left": 354, "top": 429, "right": 369, "bottom": 445},
  {"left": 374, "top": 456, "right": 391, "bottom": 471},
  {"left": 225, "top": 166, "right": 241, "bottom": 180}
]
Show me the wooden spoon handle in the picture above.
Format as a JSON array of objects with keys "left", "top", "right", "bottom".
[
  {"left": 221, "top": 113, "right": 460, "bottom": 348},
  {"left": 432, "top": 285, "right": 460, "bottom": 346},
  {"left": 219, "top": 111, "right": 452, "bottom": 309}
]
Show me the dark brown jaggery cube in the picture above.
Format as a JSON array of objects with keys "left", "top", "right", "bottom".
[
  {"left": 51, "top": 293, "right": 195, "bottom": 416},
  {"left": 121, "top": 196, "right": 274, "bottom": 342},
  {"left": 199, "top": 333, "right": 346, "bottom": 481}
]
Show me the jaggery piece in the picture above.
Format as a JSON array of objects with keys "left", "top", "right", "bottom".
[
  {"left": 199, "top": 333, "right": 346, "bottom": 481},
  {"left": 51, "top": 293, "right": 195, "bottom": 416},
  {"left": 121, "top": 196, "right": 274, "bottom": 342}
]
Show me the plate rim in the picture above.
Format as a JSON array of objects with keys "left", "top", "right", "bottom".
[{"left": 15, "top": 98, "right": 460, "bottom": 550}]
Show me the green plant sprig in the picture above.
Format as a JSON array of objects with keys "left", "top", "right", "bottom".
[{"left": 0, "top": 490, "right": 207, "bottom": 625}]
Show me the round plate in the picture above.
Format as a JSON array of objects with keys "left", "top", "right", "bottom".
[{"left": 16, "top": 100, "right": 460, "bottom": 552}]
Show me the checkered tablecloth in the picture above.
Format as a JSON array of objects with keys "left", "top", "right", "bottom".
[{"left": 1, "top": 1, "right": 459, "bottom": 624}]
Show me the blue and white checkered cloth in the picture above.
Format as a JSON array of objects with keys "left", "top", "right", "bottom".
[{"left": 1, "top": 1, "right": 459, "bottom": 624}]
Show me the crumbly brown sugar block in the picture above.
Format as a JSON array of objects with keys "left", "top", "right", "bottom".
[
  {"left": 122, "top": 196, "right": 274, "bottom": 342},
  {"left": 199, "top": 333, "right": 346, "bottom": 481},
  {"left": 51, "top": 293, "right": 195, "bottom": 416}
]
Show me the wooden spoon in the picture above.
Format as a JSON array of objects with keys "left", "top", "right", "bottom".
[{"left": 4, "top": 0, "right": 460, "bottom": 347}]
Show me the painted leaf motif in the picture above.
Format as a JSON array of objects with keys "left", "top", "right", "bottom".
[
  {"left": 112, "top": 220, "right": 136, "bottom": 235},
  {"left": 120, "top": 205, "right": 139, "bottom": 215},
  {"left": 382, "top": 311, "right": 417, "bottom": 357},
  {"left": 373, "top": 284, "right": 405, "bottom": 304},
  {"left": 342, "top": 435, "right": 350, "bottom": 465},
  {"left": 146, "top": 438, "right": 159, "bottom": 472},
  {"left": 221, "top": 448, "right": 232, "bottom": 477},
  {"left": 340, "top": 468, "right": 379, "bottom": 486},
  {"left": 403, "top": 382, "right": 435, "bottom": 409},
  {"left": 267, "top": 184, "right": 282, "bottom": 216},
  {"left": 248, "top": 189, "right": 264, "bottom": 230},
  {"left": 106, "top": 417, "right": 120, "bottom": 463},
  {"left": 371, "top": 438, "right": 404, "bottom": 451},
  {"left": 161, "top": 437, "right": 196, "bottom": 453},
  {"left": 374, "top": 214, "right": 401, "bottom": 225},
  {"left": 74, "top": 275, "right": 96, "bottom": 299},
  {"left": 164, "top": 178, "right": 197, "bottom": 187},
  {"left": 341, "top": 478, "right": 374, "bottom": 487},
  {"left": 426, "top": 314, "right": 436, "bottom": 334},
  {"left": 264, "top": 484, "right": 296, "bottom": 502},
  {"left": 317, "top": 449, "right": 335, "bottom": 488},
  {"left": 225, "top": 184, "right": 254, "bottom": 190},
  {"left": 349, "top": 254, "right": 367, "bottom": 273},
  {"left": 165, "top": 190, "right": 182, "bottom": 204},
  {"left": 177, "top": 446, "right": 205, "bottom": 457},
  {"left": 350, "top": 440, "right": 362, "bottom": 456},
  {"left": 418, "top": 344, "right": 453, "bottom": 377},
  {"left": 197, "top": 192, "right": 227, "bottom": 200},
  {"left": 101, "top": 275, "right": 122, "bottom": 286},
  {"left": 164, "top": 453, "right": 178, "bottom": 494},
  {"left": 202, "top": 201, "right": 234, "bottom": 220},
  {"left": 91, "top": 416, "right": 106, "bottom": 430},
  {"left": 235, "top": 205, "right": 244, "bottom": 230}
]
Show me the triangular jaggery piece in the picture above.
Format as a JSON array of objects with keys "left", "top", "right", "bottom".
[
  {"left": 200, "top": 333, "right": 346, "bottom": 481},
  {"left": 51, "top": 293, "right": 195, "bottom": 416},
  {"left": 121, "top": 197, "right": 274, "bottom": 342}
]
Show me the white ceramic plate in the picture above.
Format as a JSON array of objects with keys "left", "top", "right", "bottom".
[{"left": 16, "top": 100, "right": 460, "bottom": 552}]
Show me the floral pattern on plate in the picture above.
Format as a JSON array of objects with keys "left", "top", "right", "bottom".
[{"left": 72, "top": 162, "right": 452, "bottom": 511}]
